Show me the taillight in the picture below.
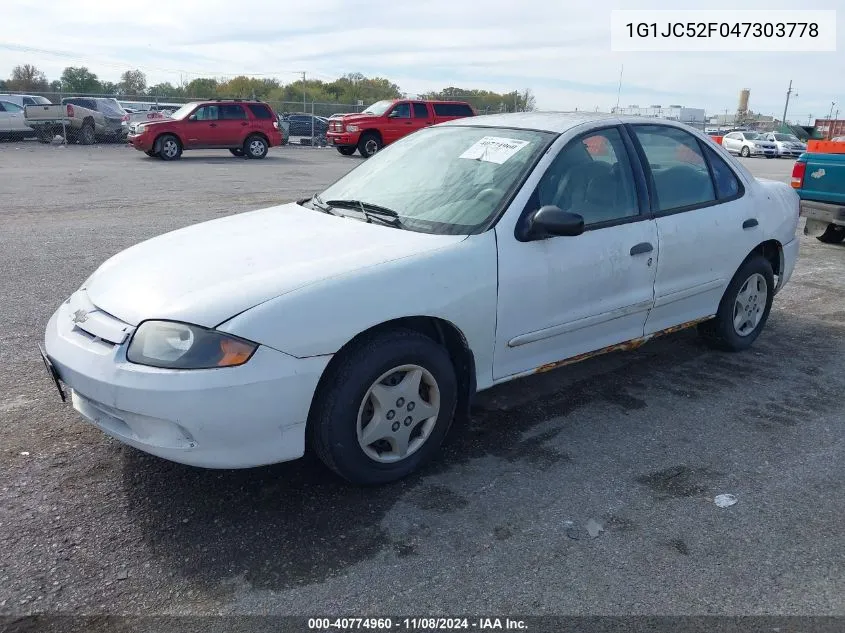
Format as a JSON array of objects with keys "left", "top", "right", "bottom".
[
  {"left": 122, "top": 114, "right": 129, "bottom": 122},
  {"left": 790, "top": 161, "right": 806, "bottom": 189},
  {"left": 66, "top": 104, "right": 74, "bottom": 117}
]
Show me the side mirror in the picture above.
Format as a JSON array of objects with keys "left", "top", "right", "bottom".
[
  {"left": 387, "top": 110, "right": 400, "bottom": 118},
  {"left": 517, "top": 205, "right": 584, "bottom": 241}
]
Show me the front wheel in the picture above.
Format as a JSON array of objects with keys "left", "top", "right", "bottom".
[
  {"left": 817, "top": 224, "right": 845, "bottom": 244},
  {"left": 336, "top": 146, "right": 356, "bottom": 156},
  {"left": 145, "top": 150, "right": 158, "bottom": 158},
  {"left": 357, "top": 132, "right": 382, "bottom": 158},
  {"left": 78, "top": 121, "right": 95, "bottom": 145},
  {"left": 157, "top": 134, "right": 182, "bottom": 161},
  {"left": 698, "top": 254, "right": 774, "bottom": 351},
  {"left": 308, "top": 329, "right": 458, "bottom": 485},
  {"left": 229, "top": 148, "right": 245, "bottom": 157},
  {"left": 244, "top": 135, "right": 268, "bottom": 159},
  {"left": 740, "top": 146, "right": 751, "bottom": 157}
]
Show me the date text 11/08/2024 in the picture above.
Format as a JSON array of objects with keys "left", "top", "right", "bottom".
[{"left": 307, "top": 618, "right": 528, "bottom": 630}]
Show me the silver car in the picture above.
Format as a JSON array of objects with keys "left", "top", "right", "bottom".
[
  {"left": 761, "top": 132, "right": 807, "bottom": 158},
  {"left": 721, "top": 131, "right": 778, "bottom": 158}
]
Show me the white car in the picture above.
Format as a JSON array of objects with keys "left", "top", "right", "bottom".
[
  {"left": 761, "top": 132, "right": 807, "bottom": 158},
  {"left": 0, "top": 99, "right": 33, "bottom": 138},
  {"left": 722, "top": 131, "right": 778, "bottom": 158},
  {"left": 41, "top": 114, "right": 800, "bottom": 484}
]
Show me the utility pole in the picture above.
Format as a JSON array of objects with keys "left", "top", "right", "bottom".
[
  {"left": 614, "top": 64, "right": 623, "bottom": 113},
  {"left": 301, "top": 71, "right": 306, "bottom": 114},
  {"left": 827, "top": 101, "right": 836, "bottom": 138},
  {"left": 780, "top": 80, "right": 793, "bottom": 130}
]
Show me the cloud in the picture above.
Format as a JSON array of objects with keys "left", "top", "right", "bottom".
[{"left": 1, "top": 0, "right": 843, "bottom": 119}]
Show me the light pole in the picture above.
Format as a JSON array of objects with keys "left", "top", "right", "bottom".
[
  {"left": 781, "top": 80, "right": 793, "bottom": 130},
  {"left": 827, "top": 102, "right": 836, "bottom": 138}
]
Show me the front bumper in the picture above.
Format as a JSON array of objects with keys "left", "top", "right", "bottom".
[
  {"left": 127, "top": 133, "right": 153, "bottom": 151},
  {"left": 43, "top": 295, "right": 330, "bottom": 468},
  {"left": 326, "top": 130, "right": 360, "bottom": 147},
  {"left": 750, "top": 147, "right": 777, "bottom": 157},
  {"left": 778, "top": 147, "right": 805, "bottom": 157}
]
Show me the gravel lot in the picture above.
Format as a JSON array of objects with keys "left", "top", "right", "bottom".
[{"left": 1, "top": 142, "right": 844, "bottom": 617}]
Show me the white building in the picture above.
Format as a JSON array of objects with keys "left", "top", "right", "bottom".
[{"left": 613, "top": 104, "right": 706, "bottom": 125}]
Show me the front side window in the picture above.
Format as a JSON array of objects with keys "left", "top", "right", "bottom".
[
  {"left": 4, "top": 102, "right": 23, "bottom": 113},
  {"left": 192, "top": 105, "right": 219, "bottom": 121},
  {"left": 632, "top": 125, "right": 715, "bottom": 212},
  {"left": 389, "top": 103, "right": 411, "bottom": 119},
  {"left": 535, "top": 127, "right": 639, "bottom": 226},
  {"left": 315, "top": 126, "right": 554, "bottom": 235}
]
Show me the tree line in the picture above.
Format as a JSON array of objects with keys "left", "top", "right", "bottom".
[{"left": 1, "top": 64, "right": 536, "bottom": 113}]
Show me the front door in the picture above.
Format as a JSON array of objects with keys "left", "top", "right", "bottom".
[
  {"left": 383, "top": 102, "right": 411, "bottom": 144},
  {"left": 494, "top": 126, "right": 658, "bottom": 380},
  {"left": 185, "top": 104, "right": 220, "bottom": 148}
]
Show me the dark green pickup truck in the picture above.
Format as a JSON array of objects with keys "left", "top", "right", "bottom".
[{"left": 793, "top": 152, "right": 845, "bottom": 243}]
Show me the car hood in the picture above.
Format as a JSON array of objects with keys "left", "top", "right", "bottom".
[
  {"left": 85, "top": 202, "right": 465, "bottom": 328},
  {"left": 338, "top": 113, "right": 381, "bottom": 124}
]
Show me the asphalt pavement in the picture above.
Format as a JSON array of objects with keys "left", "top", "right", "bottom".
[{"left": 1, "top": 143, "right": 843, "bottom": 617}]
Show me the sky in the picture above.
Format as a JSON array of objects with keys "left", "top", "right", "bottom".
[{"left": 1, "top": 0, "right": 843, "bottom": 123}]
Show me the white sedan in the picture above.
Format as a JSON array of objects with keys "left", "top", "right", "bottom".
[{"left": 41, "top": 113, "right": 800, "bottom": 484}]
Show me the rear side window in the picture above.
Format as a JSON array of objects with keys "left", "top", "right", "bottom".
[
  {"left": 220, "top": 104, "right": 247, "bottom": 120},
  {"left": 23, "top": 97, "right": 35, "bottom": 106},
  {"left": 0, "top": 102, "right": 6, "bottom": 112},
  {"left": 433, "top": 103, "right": 474, "bottom": 117},
  {"left": 3, "top": 102, "right": 23, "bottom": 113},
  {"left": 704, "top": 146, "right": 742, "bottom": 200},
  {"left": 247, "top": 104, "right": 273, "bottom": 120},
  {"left": 632, "top": 125, "right": 716, "bottom": 212},
  {"left": 412, "top": 103, "right": 429, "bottom": 118}
]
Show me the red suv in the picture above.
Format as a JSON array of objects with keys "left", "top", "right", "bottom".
[
  {"left": 128, "top": 100, "right": 282, "bottom": 161},
  {"left": 327, "top": 99, "right": 475, "bottom": 158}
]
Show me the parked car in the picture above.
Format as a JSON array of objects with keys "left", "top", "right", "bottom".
[
  {"left": 24, "top": 97, "right": 129, "bottom": 144},
  {"left": 127, "top": 100, "right": 282, "bottom": 160},
  {"left": 0, "top": 99, "right": 35, "bottom": 139},
  {"left": 327, "top": 99, "right": 476, "bottom": 158},
  {"left": 760, "top": 132, "right": 807, "bottom": 158},
  {"left": 281, "top": 113, "right": 329, "bottom": 138},
  {"left": 831, "top": 136, "right": 845, "bottom": 143},
  {"left": 40, "top": 113, "right": 800, "bottom": 484},
  {"left": 0, "top": 93, "right": 52, "bottom": 108},
  {"left": 793, "top": 148, "right": 845, "bottom": 243},
  {"left": 721, "top": 131, "right": 778, "bottom": 158}
]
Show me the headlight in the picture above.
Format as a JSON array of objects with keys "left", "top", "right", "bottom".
[
  {"left": 127, "top": 321, "right": 258, "bottom": 369},
  {"left": 346, "top": 124, "right": 359, "bottom": 132}
]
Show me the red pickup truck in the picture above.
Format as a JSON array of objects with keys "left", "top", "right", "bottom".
[{"left": 327, "top": 99, "right": 475, "bottom": 158}]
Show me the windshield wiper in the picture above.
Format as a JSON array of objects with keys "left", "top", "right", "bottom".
[
  {"left": 310, "top": 193, "right": 341, "bottom": 216},
  {"left": 325, "top": 199, "right": 404, "bottom": 227}
]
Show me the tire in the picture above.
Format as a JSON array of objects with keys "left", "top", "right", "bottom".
[
  {"left": 78, "top": 121, "right": 95, "bottom": 145},
  {"left": 308, "top": 329, "right": 458, "bottom": 485},
  {"left": 36, "top": 128, "right": 52, "bottom": 144},
  {"left": 357, "top": 132, "right": 382, "bottom": 158},
  {"left": 337, "top": 146, "right": 356, "bottom": 156},
  {"left": 817, "top": 224, "right": 845, "bottom": 244},
  {"left": 244, "top": 135, "right": 268, "bottom": 159},
  {"left": 144, "top": 150, "right": 158, "bottom": 158},
  {"left": 698, "top": 254, "right": 774, "bottom": 352},
  {"left": 157, "top": 134, "right": 182, "bottom": 161},
  {"left": 740, "top": 146, "right": 750, "bottom": 157},
  {"left": 229, "top": 148, "right": 245, "bottom": 157}
]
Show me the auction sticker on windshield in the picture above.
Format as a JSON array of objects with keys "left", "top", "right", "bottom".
[{"left": 459, "top": 136, "right": 530, "bottom": 164}]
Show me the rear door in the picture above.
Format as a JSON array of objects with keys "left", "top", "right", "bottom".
[
  {"left": 0, "top": 102, "right": 11, "bottom": 133},
  {"left": 383, "top": 102, "right": 411, "bottom": 144},
  {"left": 184, "top": 104, "right": 219, "bottom": 148},
  {"left": 410, "top": 102, "right": 433, "bottom": 133},
  {"left": 629, "top": 124, "right": 759, "bottom": 334},
  {"left": 217, "top": 104, "right": 250, "bottom": 146}
]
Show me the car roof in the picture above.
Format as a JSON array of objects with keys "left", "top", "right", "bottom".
[{"left": 436, "top": 111, "right": 655, "bottom": 133}]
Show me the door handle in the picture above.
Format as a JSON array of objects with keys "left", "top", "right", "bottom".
[
  {"left": 742, "top": 218, "right": 758, "bottom": 229},
  {"left": 630, "top": 242, "right": 653, "bottom": 256},
  {"left": 405, "top": 121, "right": 413, "bottom": 125}
]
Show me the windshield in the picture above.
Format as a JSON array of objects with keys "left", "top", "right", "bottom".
[
  {"left": 744, "top": 132, "right": 761, "bottom": 140},
  {"left": 315, "top": 126, "right": 554, "bottom": 235},
  {"left": 32, "top": 96, "right": 51, "bottom": 105},
  {"left": 169, "top": 103, "right": 199, "bottom": 120},
  {"left": 774, "top": 133, "right": 800, "bottom": 142},
  {"left": 362, "top": 100, "right": 393, "bottom": 116}
]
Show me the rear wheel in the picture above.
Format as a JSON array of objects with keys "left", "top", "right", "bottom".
[
  {"left": 357, "top": 132, "right": 382, "bottom": 158},
  {"left": 698, "top": 254, "right": 774, "bottom": 352},
  {"left": 157, "top": 134, "right": 182, "bottom": 161},
  {"left": 337, "top": 146, "right": 356, "bottom": 156},
  {"left": 817, "top": 224, "right": 845, "bottom": 244},
  {"left": 36, "top": 128, "right": 52, "bottom": 144},
  {"left": 244, "top": 135, "right": 268, "bottom": 159},
  {"left": 229, "top": 148, "right": 245, "bottom": 157},
  {"left": 78, "top": 121, "right": 95, "bottom": 145},
  {"left": 309, "top": 329, "right": 458, "bottom": 485}
]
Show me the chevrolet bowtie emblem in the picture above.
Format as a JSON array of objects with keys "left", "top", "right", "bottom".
[{"left": 72, "top": 309, "right": 89, "bottom": 324}]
